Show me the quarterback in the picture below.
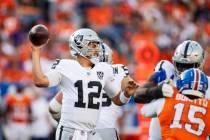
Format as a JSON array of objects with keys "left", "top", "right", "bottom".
[
  {"left": 49, "top": 43, "right": 129, "bottom": 140},
  {"left": 30, "top": 28, "right": 135, "bottom": 140}
]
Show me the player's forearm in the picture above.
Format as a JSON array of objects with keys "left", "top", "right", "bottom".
[
  {"left": 134, "top": 86, "right": 163, "bottom": 103},
  {"left": 133, "top": 95, "right": 153, "bottom": 103},
  {"left": 140, "top": 80, "right": 157, "bottom": 88},
  {"left": 32, "top": 48, "right": 49, "bottom": 87},
  {"left": 134, "top": 80, "right": 160, "bottom": 103}
]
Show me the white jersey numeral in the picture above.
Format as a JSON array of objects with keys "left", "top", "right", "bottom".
[
  {"left": 170, "top": 103, "right": 206, "bottom": 136},
  {"left": 170, "top": 103, "right": 184, "bottom": 129}
]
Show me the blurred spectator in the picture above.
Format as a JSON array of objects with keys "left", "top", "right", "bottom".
[
  {"left": 0, "top": 94, "right": 6, "bottom": 140},
  {"left": 121, "top": 97, "right": 139, "bottom": 140},
  {"left": 0, "top": 0, "right": 210, "bottom": 139},
  {"left": 1, "top": 0, "right": 209, "bottom": 84},
  {"left": 30, "top": 87, "right": 53, "bottom": 140},
  {"left": 3, "top": 85, "right": 32, "bottom": 140}
]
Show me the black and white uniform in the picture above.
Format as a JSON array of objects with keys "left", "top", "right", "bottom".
[{"left": 45, "top": 59, "right": 120, "bottom": 140}]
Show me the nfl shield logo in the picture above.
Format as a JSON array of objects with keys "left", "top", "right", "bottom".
[{"left": 97, "top": 71, "right": 104, "bottom": 80}]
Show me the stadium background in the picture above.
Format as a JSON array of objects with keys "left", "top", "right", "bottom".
[{"left": 0, "top": 0, "right": 209, "bottom": 140}]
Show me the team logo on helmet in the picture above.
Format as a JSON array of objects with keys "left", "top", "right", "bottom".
[
  {"left": 97, "top": 71, "right": 104, "bottom": 80},
  {"left": 74, "top": 35, "right": 83, "bottom": 49}
]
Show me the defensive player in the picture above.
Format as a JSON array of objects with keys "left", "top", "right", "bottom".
[
  {"left": 141, "top": 68, "right": 210, "bottom": 140},
  {"left": 30, "top": 28, "right": 134, "bottom": 140},
  {"left": 4, "top": 86, "right": 31, "bottom": 140},
  {"left": 136, "top": 40, "right": 209, "bottom": 140}
]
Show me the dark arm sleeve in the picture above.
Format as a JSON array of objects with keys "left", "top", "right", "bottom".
[
  {"left": 134, "top": 84, "right": 164, "bottom": 103},
  {"left": 133, "top": 71, "right": 166, "bottom": 103}
]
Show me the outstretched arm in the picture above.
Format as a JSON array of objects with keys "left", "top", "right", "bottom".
[
  {"left": 134, "top": 84, "right": 163, "bottom": 103},
  {"left": 133, "top": 70, "right": 173, "bottom": 103},
  {"left": 134, "top": 81, "right": 174, "bottom": 103}
]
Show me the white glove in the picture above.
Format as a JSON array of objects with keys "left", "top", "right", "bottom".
[{"left": 161, "top": 83, "right": 174, "bottom": 97}]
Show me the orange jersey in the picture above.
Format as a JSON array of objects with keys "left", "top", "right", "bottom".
[
  {"left": 159, "top": 93, "right": 210, "bottom": 140},
  {"left": 6, "top": 94, "right": 31, "bottom": 123}
]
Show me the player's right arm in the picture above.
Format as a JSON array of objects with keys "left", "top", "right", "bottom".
[
  {"left": 31, "top": 42, "right": 61, "bottom": 87},
  {"left": 31, "top": 42, "right": 49, "bottom": 87}
]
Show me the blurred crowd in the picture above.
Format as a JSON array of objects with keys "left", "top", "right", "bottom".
[{"left": 0, "top": 0, "right": 209, "bottom": 140}]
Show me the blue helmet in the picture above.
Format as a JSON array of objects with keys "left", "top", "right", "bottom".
[{"left": 176, "top": 68, "right": 208, "bottom": 98}]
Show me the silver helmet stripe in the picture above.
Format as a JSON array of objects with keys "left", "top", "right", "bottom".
[
  {"left": 101, "top": 44, "right": 106, "bottom": 62},
  {"left": 183, "top": 41, "right": 191, "bottom": 58}
]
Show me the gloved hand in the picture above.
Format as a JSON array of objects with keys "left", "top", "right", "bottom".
[
  {"left": 159, "top": 82, "right": 174, "bottom": 97},
  {"left": 149, "top": 69, "right": 167, "bottom": 84}
]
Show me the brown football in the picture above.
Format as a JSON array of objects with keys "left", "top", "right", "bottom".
[{"left": 29, "top": 24, "right": 49, "bottom": 46}]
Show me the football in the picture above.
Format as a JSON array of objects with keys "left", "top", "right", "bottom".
[{"left": 29, "top": 24, "right": 49, "bottom": 46}]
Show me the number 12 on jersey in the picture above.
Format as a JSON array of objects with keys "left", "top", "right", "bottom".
[{"left": 74, "top": 80, "right": 102, "bottom": 110}]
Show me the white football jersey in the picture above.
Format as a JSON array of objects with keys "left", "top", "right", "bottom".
[
  {"left": 45, "top": 59, "right": 120, "bottom": 131},
  {"left": 96, "top": 64, "right": 129, "bottom": 129},
  {"left": 149, "top": 60, "right": 210, "bottom": 140}
]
